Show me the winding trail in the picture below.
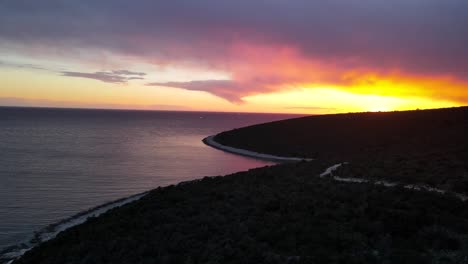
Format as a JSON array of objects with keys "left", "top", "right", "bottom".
[
  {"left": 204, "top": 137, "right": 468, "bottom": 202},
  {"left": 318, "top": 163, "right": 468, "bottom": 202}
]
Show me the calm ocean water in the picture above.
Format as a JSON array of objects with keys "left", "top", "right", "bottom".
[{"left": 0, "top": 107, "right": 301, "bottom": 250}]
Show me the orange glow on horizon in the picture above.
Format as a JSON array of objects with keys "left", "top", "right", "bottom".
[
  {"left": 224, "top": 42, "right": 468, "bottom": 111},
  {"left": 1, "top": 42, "right": 467, "bottom": 115},
  {"left": 243, "top": 86, "right": 463, "bottom": 114}
]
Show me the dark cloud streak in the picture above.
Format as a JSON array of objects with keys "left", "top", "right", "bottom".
[
  {"left": 112, "top": 70, "right": 146, "bottom": 76},
  {"left": 147, "top": 80, "right": 247, "bottom": 103},
  {"left": 0, "top": 60, "right": 49, "bottom": 71},
  {"left": 62, "top": 70, "right": 145, "bottom": 83}
]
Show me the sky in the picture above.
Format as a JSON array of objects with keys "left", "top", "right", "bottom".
[{"left": 1, "top": 0, "right": 467, "bottom": 114}]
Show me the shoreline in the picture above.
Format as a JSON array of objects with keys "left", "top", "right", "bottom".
[
  {"left": 0, "top": 192, "right": 147, "bottom": 264},
  {"left": 6, "top": 130, "right": 466, "bottom": 263},
  {"left": 2, "top": 134, "right": 310, "bottom": 263},
  {"left": 203, "top": 135, "right": 313, "bottom": 162}
]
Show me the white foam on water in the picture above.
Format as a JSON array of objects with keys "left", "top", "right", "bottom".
[
  {"left": 203, "top": 136, "right": 313, "bottom": 162},
  {"left": 0, "top": 193, "right": 146, "bottom": 264}
]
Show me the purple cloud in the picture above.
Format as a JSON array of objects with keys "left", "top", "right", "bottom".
[
  {"left": 112, "top": 70, "right": 146, "bottom": 76},
  {"left": 1, "top": 0, "right": 468, "bottom": 102},
  {"left": 0, "top": 60, "right": 48, "bottom": 71},
  {"left": 62, "top": 70, "right": 145, "bottom": 83},
  {"left": 1, "top": 0, "right": 467, "bottom": 78},
  {"left": 147, "top": 80, "right": 248, "bottom": 103}
]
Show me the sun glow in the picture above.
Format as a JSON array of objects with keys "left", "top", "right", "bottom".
[
  {"left": 243, "top": 87, "right": 462, "bottom": 114},
  {"left": 1, "top": 57, "right": 466, "bottom": 114}
]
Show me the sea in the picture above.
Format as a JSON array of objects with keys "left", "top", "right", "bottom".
[{"left": 0, "top": 107, "right": 301, "bottom": 253}]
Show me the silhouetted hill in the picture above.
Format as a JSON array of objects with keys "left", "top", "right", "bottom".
[
  {"left": 15, "top": 162, "right": 468, "bottom": 263},
  {"left": 216, "top": 107, "right": 468, "bottom": 193},
  {"left": 14, "top": 107, "right": 468, "bottom": 263}
]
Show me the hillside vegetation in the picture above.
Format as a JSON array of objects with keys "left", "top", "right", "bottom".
[
  {"left": 216, "top": 107, "right": 468, "bottom": 194},
  {"left": 15, "top": 107, "right": 468, "bottom": 264}
]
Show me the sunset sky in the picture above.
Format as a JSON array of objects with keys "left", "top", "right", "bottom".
[{"left": 1, "top": 0, "right": 467, "bottom": 114}]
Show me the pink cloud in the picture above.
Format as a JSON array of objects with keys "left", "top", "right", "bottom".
[{"left": 2, "top": 0, "right": 468, "bottom": 103}]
